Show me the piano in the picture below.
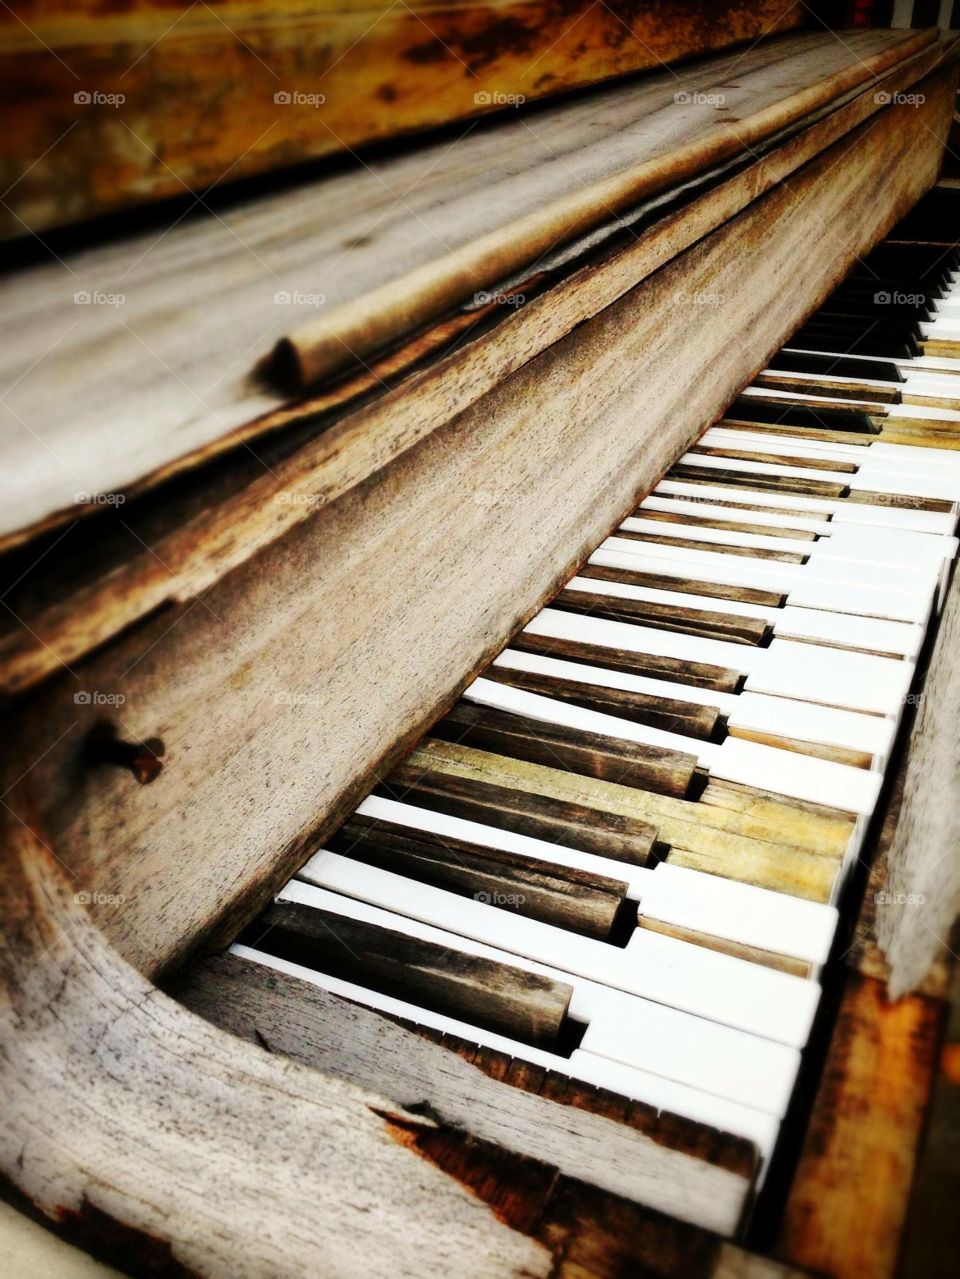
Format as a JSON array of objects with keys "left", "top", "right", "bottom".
[{"left": 1, "top": 6, "right": 958, "bottom": 1277}]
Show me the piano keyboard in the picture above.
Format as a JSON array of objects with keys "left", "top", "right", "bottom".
[{"left": 234, "top": 231, "right": 960, "bottom": 1224}]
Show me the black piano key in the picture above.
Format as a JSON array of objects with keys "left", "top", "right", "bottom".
[
  {"left": 253, "top": 897, "right": 576, "bottom": 1049},
  {"left": 725, "top": 396, "right": 879, "bottom": 434},
  {"left": 772, "top": 349, "right": 904, "bottom": 383},
  {"left": 328, "top": 813, "right": 629, "bottom": 940}
]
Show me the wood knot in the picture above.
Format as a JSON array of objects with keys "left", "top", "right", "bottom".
[{"left": 86, "top": 721, "right": 165, "bottom": 785}]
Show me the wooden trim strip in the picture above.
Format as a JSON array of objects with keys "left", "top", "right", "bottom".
[
  {"left": 0, "top": 43, "right": 955, "bottom": 703},
  {"left": 278, "top": 31, "right": 937, "bottom": 388}
]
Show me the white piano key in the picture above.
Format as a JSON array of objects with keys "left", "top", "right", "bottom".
[
  {"left": 593, "top": 540, "right": 933, "bottom": 624},
  {"left": 677, "top": 449, "right": 960, "bottom": 502},
  {"left": 780, "top": 346, "right": 960, "bottom": 377},
  {"left": 525, "top": 609, "right": 915, "bottom": 715},
  {"left": 921, "top": 318, "right": 960, "bottom": 342},
  {"left": 634, "top": 862, "right": 837, "bottom": 966},
  {"left": 740, "top": 384, "right": 960, "bottom": 424},
  {"left": 567, "top": 573, "right": 924, "bottom": 658},
  {"left": 287, "top": 864, "right": 817, "bottom": 1059},
  {"left": 467, "top": 676, "right": 882, "bottom": 815},
  {"left": 903, "top": 372, "right": 960, "bottom": 400},
  {"left": 233, "top": 941, "right": 782, "bottom": 1160},
  {"left": 700, "top": 429, "right": 960, "bottom": 488},
  {"left": 619, "top": 516, "right": 812, "bottom": 555},
  {"left": 619, "top": 515, "right": 955, "bottom": 577},
  {"left": 656, "top": 478, "right": 957, "bottom": 535},
  {"left": 727, "top": 688, "right": 896, "bottom": 761},
  {"left": 641, "top": 494, "right": 832, "bottom": 533},
  {"left": 703, "top": 427, "right": 960, "bottom": 481},
  {"left": 494, "top": 648, "right": 897, "bottom": 758},
  {"left": 357, "top": 795, "right": 839, "bottom": 965}
]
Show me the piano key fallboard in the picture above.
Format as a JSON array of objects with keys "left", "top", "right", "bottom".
[{"left": 200, "top": 216, "right": 960, "bottom": 1239}]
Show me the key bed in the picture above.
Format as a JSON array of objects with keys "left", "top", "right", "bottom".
[{"left": 231, "top": 200, "right": 960, "bottom": 1247}]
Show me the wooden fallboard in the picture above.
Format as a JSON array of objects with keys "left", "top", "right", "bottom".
[
  {"left": 0, "top": 27, "right": 937, "bottom": 553},
  {"left": 5, "top": 62, "right": 955, "bottom": 984},
  {"left": 0, "top": 0, "right": 807, "bottom": 237}
]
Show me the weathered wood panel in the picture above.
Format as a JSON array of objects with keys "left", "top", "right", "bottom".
[
  {"left": 897, "top": 969, "right": 960, "bottom": 1279},
  {"left": 175, "top": 951, "right": 757, "bottom": 1234},
  {"left": 0, "top": 0, "right": 808, "bottom": 237},
  {"left": 9, "top": 71, "right": 952, "bottom": 979},
  {"left": 0, "top": 785, "right": 785, "bottom": 1277},
  {"left": 0, "top": 39, "right": 953, "bottom": 718},
  {"left": 0, "top": 792, "right": 551, "bottom": 1279},
  {"left": 876, "top": 567, "right": 960, "bottom": 999},
  {"left": 775, "top": 974, "right": 944, "bottom": 1279},
  {"left": 0, "top": 29, "right": 940, "bottom": 555}
]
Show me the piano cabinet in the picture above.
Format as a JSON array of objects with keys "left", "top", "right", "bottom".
[{"left": 2, "top": 41, "right": 959, "bottom": 1279}]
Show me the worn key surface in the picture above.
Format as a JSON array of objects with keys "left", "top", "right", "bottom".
[
  {"left": 670, "top": 463, "right": 850, "bottom": 499},
  {"left": 403, "top": 741, "right": 849, "bottom": 901},
  {"left": 329, "top": 813, "right": 628, "bottom": 940},
  {"left": 612, "top": 526, "right": 808, "bottom": 563},
  {"left": 432, "top": 700, "right": 699, "bottom": 798},
  {"left": 636, "top": 508, "right": 818, "bottom": 541},
  {"left": 379, "top": 767, "right": 660, "bottom": 867},
  {"left": 512, "top": 628, "right": 744, "bottom": 694},
  {"left": 555, "top": 586, "right": 772, "bottom": 647},
  {"left": 256, "top": 897, "right": 575, "bottom": 1049},
  {"left": 581, "top": 562, "right": 787, "bottom": 605},
  {"left": 486, "top": 663, "right": 724, "bottom": 741}
]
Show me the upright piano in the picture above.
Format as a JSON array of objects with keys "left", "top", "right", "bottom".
[{"left": 1, "top": 4, "right": 959, "bottom": 1276}]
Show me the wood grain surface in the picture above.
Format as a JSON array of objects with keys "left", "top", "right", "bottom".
[
  {"left": 433, "top": 700, "right": 700, "bottom": 796},
  {"left": 486, "top": 662, "right": 725, "bottom": 740},
  {"left": 775, "top": 974, "right": 944, "bottom": 1279},
  {"left": 4, "top": 71, "right": 951, "bottom": 979},
  {"left": 0, "top": 29, "right": 942, "bottom": 558},
  {"left": 877, "top": 566, "right": 960, "bottom": 998},
  {"left": 0, "top": 776, "right": 782, "bottom": 1276},
  {"left": 0, "top": 38, "right": 954, "bottom": 717},
  {"left": 399, "top": 741, "right": 851, "bottom": 901},
  {"left": 175, "top": 950, "right": 758, "bottom": 1235},
  {"left": 0, "top": 0, "right": 806, "bottom": 237},
  {"left": 257, "top": 896, "right": 576, "bottom": 1048},
  {"left": 329, "top": 812, "right": 628, "bottom": 939}
]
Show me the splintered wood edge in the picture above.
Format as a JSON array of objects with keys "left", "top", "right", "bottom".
[
  {"left": 0, "top": 37, "right": 956, "bottom": 706},
  {"left": 0, "top": 773, "right": 786, "bottom": 1278},
  {"left": 875, "top": 565, "right": 960, "bottom": 999},
  {"left": 175, "top": 953, "right": 758, "bottom": 1219},
  {"left": 0, "top": 1, "right": 808, "bottom": 241},
  {"left": 277, "top": 30, "right": 937, "bottom": 388},
  {"left": 774, "top": 973, "right": 945, "bottom": 1279}
]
